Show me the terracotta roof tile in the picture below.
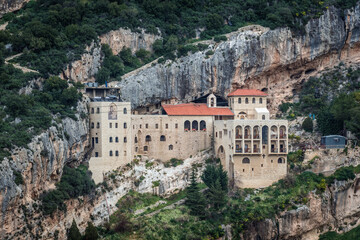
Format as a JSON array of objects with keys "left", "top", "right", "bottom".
[
  {"left": 228, "top": 89, "right": 267, "bottom": 97},
  {"left": 162, "top": 103, "right": 234, "bottom": 116}
]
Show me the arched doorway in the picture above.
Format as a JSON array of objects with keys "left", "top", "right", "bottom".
[{"left": 217, "top": 145, "right": 226, "bottom": 167}]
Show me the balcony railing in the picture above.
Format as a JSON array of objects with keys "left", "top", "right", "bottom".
[
  {"left": 280, "top": 134, "right": 287, "bottom": 139},
  {"left": 236, "top": 135, "right": 243, "bottom": 139},
  {"left": 244, "top": 134, "right": 251, "bottom": 139},
  {"left": 235, "top": 149, "right": 243, "bottom": 153},
  {"left": 280, "top": 148, "right": 287, "bottom": 153},
  {"left": 253, "top": 134, "right": 260, "bottom": 139},
  {"left": 271, "top": 148, "right": 278, "bottom": 153}
]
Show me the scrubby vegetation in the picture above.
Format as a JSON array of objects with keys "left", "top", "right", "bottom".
[
  {"left": 41, "top": 165, "right": 95, "bottom": 215},
  {"left": 319, "top": 224, "right": 360, "bottom": 240},
  {"left": 279, "top": 65, "right": 360, "bottom": 138},
  {"left": 1, "top": 0, "right": 358, "bottom": 78},
  {"left": 99, "top": 163, "right": 360, "bottom": 239},
  {"left": 0, "top": 48, "right": 81, "bottom": 159}
]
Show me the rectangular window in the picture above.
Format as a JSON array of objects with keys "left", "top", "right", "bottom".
[
  {"left": 115, "top": 123, "right": 118, "bottom": 128},
  {"left": 109, "top": 151, "right": 113, "bottom": 156},
  {"left": 109, "top": 123, "right": 112, "bottom": 128},
  {"left": 96, "top": 108, "right": 100, "bottom": 114},
  {"left": 224, "top": 129, "right": 228, "bottom": 135},
  {"left": 124, "top": 151, "right": 126, "bottom": 156},
  {"left": 146, "top": 124, "right": 148, "bottom": 129},
  {"left": 95, "top": 152, "right": 99, "bottom": 157},
  {"left": 175, "top": 123, "right": 178, "bottom": 129},
  {"left": 140, "top": 124, "right": 142, "bottom": 129},
  {"left": 238, "top": 98, "right": 241, "bottom": 104},
  {"left": 135, "top": 147, "right": 138, "bottom": 152},
  {"left": 124, "top": 137, "right": 127, "bottom": 143},
  {"left": 95, "top": 137, "right": 98, "bottom": 144},
  {"left": 115, "top": 137, "right": 119, "bottom": 143},
  {"left": 146, "top": 107, "right": 150, "bottom": 112},
  {"left": 91, "top": 108, "right": 94, "bottom": 114},
  {"left": 155, "top": 124, "right": 159, "bottom": 129},
  {"left": 166, "top": 124, "right": 168, "bottom": 129},
  {"left": 124, "top": 122, "right": 127, "bottom": 129},
  {"left": 109, "top": 137, "right": 113, "bottom": 143},
  {"left": 115, "top": 151, "right": 119, "bottom": 156},
  {"left": 219, "top": 131, "right": 222, "bottom": 139},
  {"left": 91, "top": 122, "right": 94, "bottom": 129},
  {"left": 96, "top": 122, "right": 100, "bottom": 128}
]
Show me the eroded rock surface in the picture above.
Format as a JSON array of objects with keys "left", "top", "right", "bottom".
[{"left": 0, "top": 0, "right": 29, "bottom": 17}]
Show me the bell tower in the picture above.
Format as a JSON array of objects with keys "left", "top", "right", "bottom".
[{"left": 207, "top": 93, "right": 217, "bottom": 107}]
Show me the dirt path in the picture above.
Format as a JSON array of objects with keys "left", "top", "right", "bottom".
[{"left": 5, "top": 53, "right": 39, "bottom": 73}]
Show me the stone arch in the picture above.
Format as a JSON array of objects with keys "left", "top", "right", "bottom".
[
  {"left": 244, "top": 126, "right": 251, "bottom": 138},
  {"left": 242, "top": 157, "right": 250, "bottom": 164},
  {"left": 217, "top": 145, "right": 226, "bottom": 167},
  {"left": 253, "top": 125, "right": 260, "bottom": 139},
  {"left": 169, "top": 145, "right": 173, "bottom": 150},
  {"left": 280, "top": 125, "right": 287, "bottom": 138},
  {"left": 278, "top": 157, "right": 285, "bottom": 164},
  {"left": 271, "top": 126, "right": 278, "bottom": 139},
  {"left": 145, "top": 135, "right": 151, "bottom": 142},
  {"left": 235, "top": 125, "right": 242, "bottom": 139}
]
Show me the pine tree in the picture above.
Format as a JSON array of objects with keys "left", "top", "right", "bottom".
[
  {"left": 83, "top": 222, "right": 99, "bottom": 240},
  {"left": 185, "top": 168, "right": 207, "bottom": 218},
  {"left": 67, "top": 219, "right": 82, "bottom": 240},
  {"left": 201, "top": 164, "right": 228, "bottom": 210},
  {"left": 302, "top": 117, "right": 313, "bottom": 132}
]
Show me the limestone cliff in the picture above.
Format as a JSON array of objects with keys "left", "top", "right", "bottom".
[
  {"left": 0, "top": 0, "right": 29, "bottom": 17},
  {"left": 0, "top": 98, "right": 90, "bottom": 239},
  {"left": 240, "top": 176, "right": 360, "bottom": 240},
  {"left": 61, "top": 28, "right": 160, "bottom": 82},
  {"left": 101, "top": 4, "right": 360, "bottom": 111}
]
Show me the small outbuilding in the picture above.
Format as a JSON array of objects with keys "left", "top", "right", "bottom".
[{"left": 321, "top": 135, "right": 347, "bottom": 149}]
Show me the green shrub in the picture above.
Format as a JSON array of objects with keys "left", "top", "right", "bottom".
[
  {"left": 41, "top": 165, "right": 95, "bottom": 215},
  {"left": 213, "top": 35, "right": 227, "bottom": 42},
  {"left": 302, "top": 117, "right": 313, "bottom": 132}
]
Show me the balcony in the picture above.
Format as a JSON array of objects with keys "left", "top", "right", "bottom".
[
  {"left": 236, "top": 134, "right": 243, "bottom": 139},
  {"left": 244, "top": 134, "right": 252, "bottom": 139},
  {"left": 280, "top": 148, "right": 287, "bottom": 153},
  {"left": 280, "top": 134, "right": 287, "bottom": 139}
]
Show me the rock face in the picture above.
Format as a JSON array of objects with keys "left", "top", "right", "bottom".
[
  {"left": 0, "top": 98, "right": 90, "bottom": 239},
  {"left": 0, "top": 0, "right": 29, "bottom": 16},
  {"left": 241, "top": 177, "right": 360, "bottom": 240},
  {"left": 61, "top": 28, "right": 160, "bottom": 82},
  {"left": 103, "top": 4, "right": 360, "bottom": 110},
  {"left": 99, "top": 28, "right": 161, "bottom": 55}
]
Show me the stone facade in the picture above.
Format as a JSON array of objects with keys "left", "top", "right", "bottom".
[
  {"left": 214, "top": 91, "right": 288, "bottom": 188},
  {"left": 88, "top": 89, "right": 288, "bottom": 187}
]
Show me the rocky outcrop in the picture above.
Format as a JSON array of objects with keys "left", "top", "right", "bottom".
[
  {"left": 61, "top": 29, "right": 160, "bottom": 82},
  {"left": 239, "top": 176, "right": 360, "bottom": 240},
  {"left": 0, "top": 0, "right": 29, "bottom": 17},
  {"left": 0, "top": 98, "right": 90, "bottom": 239},
  {"left": 99, "top": 28, "right": 161, "bottom": 55},
  {"left": 103, "top": 4, "right": 360, "bottom": 110},
  {"left": 61, "top": 42, "right": 103, "bottom": 83},
  {"left": 23, "top": 151, "right": 209, "bottom": 239}
]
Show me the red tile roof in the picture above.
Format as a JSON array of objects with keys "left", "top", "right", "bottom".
[
  {"left": 228, "top": 89, "right": 267, "bottom": 97},
  {"left": 162, "top": 103, "right": 234, "bottom": 116}
]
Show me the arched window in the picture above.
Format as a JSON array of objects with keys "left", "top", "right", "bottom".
[
  {"left": 242, "top": 158, "right": 250, "bottom": 164},
  {"left": 200, "top": 120, "right": 206, "bottom": 131},
  {"left": 109, "top": 151, "right": 113, "bottom": 156},
  {"left": 144, "top": 146, "right": 148, "bottom": 151},
  {"left": 210, "top": 98, "right": 214, "bottom": 107},
  {"left": 184, "top": 120, "right": 190, "bottom": 131},
  {"left": 252, "top": 98, "right": 255, "bottom": 103},
  {"left": 123, "top": 108, "right": 127, "bottom": 114},
  {"left": 278, "top": 158, "right": 284, "bottom": 164},
  {"left": 245, "top": 98, "right": 249, "bottom": 104},
  {"left": 262, "top": 126, "right": 268, "bottom": 144},
  {"left": 160, "top": 135, "right": 166, "bottom": 141},
  {"left": 115, "top": 137, "right": 119, "bottom": 142},
  {"left": 115, "top": 151, "right": 119, "bottom": 156},
  {"left": 169, "top": 145, "right": 173, "bottom": 150},
  {"left": 124, "top": 122, "right": 127, "bottom": 129},
  {"left": 134, "top": 137, "right": 138, "bottom": 143},
  {"left": 235, "top": 126, "right": 242, "bottom": 139},
  {"left": 238, "top": 98, "right": 241, "bottom": 103},
  {"left": 91, "top": 122, "right": 94, "bottom": 128},
  {"left": 97, "top": 122, "right": 100, "bottom": 128},
  {"left": 253, "top": 126, "right": 260, "bottom": 139},
  {"left": 124, "top": 137, "right": 127, "bottom": 143},
  {"left": 260, "top": 98, "right": 263, "bottom": 104},
  {"left": 109, "top": 137, "right": 113, "bottom": 143},
  {"left": 262, "top": 115, "right": 265, "bottom": 120},
  {"left": 145, "top": 135, "right": 151, "bottom": 142},
  {"left": 192, "top": 121, "right": 198, "bottom": 131}
]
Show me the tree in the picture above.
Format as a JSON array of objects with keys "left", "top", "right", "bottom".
[
  {"left": 201, "top": 164, "right": 228, "bottom": 210},
  {"left": 205, "top": 13, "right": 223, "bottom": 31},
  {"left": 67, "top": 219, "right": 82, "bottom": 240},
  {"left": 302, "top": 117, "right": 313, "bottom": 132},
  {"left": 83, "top": 222, "right": 98, "bottom": 240},
  {"left": 185, "top": 168, "right": 207, "bottom": 218}
]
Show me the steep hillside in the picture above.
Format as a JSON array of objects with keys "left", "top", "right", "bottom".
[
  {"left": 0, "top": 0, "right": 28, "bottom": 16},
  {"left": 107, "top": 4, "right": 360, "bottom": 109}
]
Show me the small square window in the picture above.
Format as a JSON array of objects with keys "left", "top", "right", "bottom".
[
  {"left": 95, "top": 152, "right": 99, "bottom": 157},
  {"left": 109, "top": 123, "right": 112, "bottom": 128},
  {"left": 166, "top": 124, "right": 168, "bottom": 129},
  {"left": 115, "top": 123, "right": 118, "bottom": 128},
  {"left": 175, "top": 123, "right": 178, "bottom": 129}
]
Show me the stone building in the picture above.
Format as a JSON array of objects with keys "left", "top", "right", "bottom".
[
  {"left": 214, "top": 89, "right": 288, "bottom": 188},
  {"left": 87, "top": 88, "right": 288, "bottom": 188}
]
